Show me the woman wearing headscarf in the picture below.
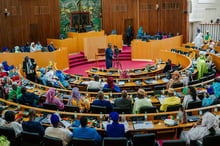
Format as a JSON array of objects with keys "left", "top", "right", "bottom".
[
  {"left": 166, "top": 71, "right": 181, "bottom": 88},
  {"left": 30, "top": 42, "right": 36, "bottom": 52},
  {"left": 2, "top": 61, "right": 14, "bottom": 71},
  {"left": 67, "top": 87, "right": 90, "bottom": 111},
  {"left": 180, "top": 112, "right": 220, "bottom": 145},
  {"left": 106, "top": 112, "right": 125, "bottom": 137},
  {"left": 213, "top": 80, "right": 220, "bottom": 98},
  {"left": 197, "top": 52, "right": 208, "bottom": 79},
  {"left": 182, "top": 86, "right": 200, "bottom": 109},
  {"left": 45, "top": 89, "right": 64, "bottom": 110},
  {"left": 55, "top": 70, "right": 70, "bottom": 89},
  {"left": 2, "top": 47, "right": 9, "bottom": 53},
  {"left": 15, "top": 46, "right": 21, "bottom": 53},
  {"left": 39, "top": 68, "right": 47, "bottom": 86},
  {"left": 137, "top": 27, "right": 144, "bottom": 37},
  {"left": 103, "top": 77, "right": 121, "bottom": 93}
]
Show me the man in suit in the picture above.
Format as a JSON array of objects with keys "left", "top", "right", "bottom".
[
  {"left": 48, "top": 42, "right": 56, "bottom": 52},
  {"left": 114, "top": 90, "right": 132, "bottom": 113},
  {"left": 22, "top": 56, "right": 37, "bottom": 82},
  {"left": 105, "top": 43, "right": 113, "bottom": 69}
]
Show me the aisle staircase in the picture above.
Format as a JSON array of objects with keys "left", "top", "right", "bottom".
[{"left": 68, "top": 47, "right": 131, "bottom": 68}]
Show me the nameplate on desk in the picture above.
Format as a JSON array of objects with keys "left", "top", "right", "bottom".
[
  {"left": 133, "top": 121, "right": 154, "bottom": 130},
  {"left": 118, "top": 81, "right": 125, "bottom": 86},
  {"left": 162, "top": 78, "right": 169, "bottom": 82}
]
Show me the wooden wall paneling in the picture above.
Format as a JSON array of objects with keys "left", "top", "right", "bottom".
[
  {"left": 0, "top": 0, "right": 60, "bottom": 50},
  {"left": 102, "top": 0, "right": 188, "bottom": 43}
]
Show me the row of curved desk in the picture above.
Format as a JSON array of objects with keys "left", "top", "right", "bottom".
[{"left": 1, "top": 97, "right": 219, "bottom": 139}]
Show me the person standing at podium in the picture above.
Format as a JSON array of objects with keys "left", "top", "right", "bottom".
[{"left": 105, "top": 43, "right": 113, "bottom": 69}]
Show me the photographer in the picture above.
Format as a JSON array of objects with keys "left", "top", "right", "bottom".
[{"left": 22, "top": 55, "right": 37, "bottom": 82}]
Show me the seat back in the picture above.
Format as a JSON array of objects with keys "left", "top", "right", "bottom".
[
  {"left": 64, "top": 105, "right": 80, "bottom": 112},
  {"left": 90, "top": 105, "right": 107, "bottom": 114},
  {"left": 71, "top": 138, "right": 95, "bottom": 146},
  {"left": 43, "top": 103, "right": 57, "bottom": 110},
  {"left": 21, "top": 131, "right": 42, "bottom": 145},
  {"left": 43, "top": 136, "right": 63, "bottom": 146},
  {"left": 162, "top": 139, "right": 186, "bottom": 146},
  {"left": 166, "top": 104, "right": 182, "bottom": 112},
  {"left": 88, "top": 88, "right": 100, "bottom": 92},
  {"left": 103, "top": 137, "right": 127, "bottom": 146},
  {"left": 140, "top": 106, "right": 157, "bottom": 113},
  {"left": 97, "top": 48, "right": 105, "bottom": 54},
  {"left": 133, "top": 133, "right": 157, "bottom": 146},
  {"left": 113, "top": 107, "right": 131, "bottom": 114},
  {"left": 172, "top": 82, "right": 183, "bottom": 88},
  {"left": 154, "top": 85, "right": 166, "bottom": 91},
  {"left": 203, "top": 134, "right": 220, "bottom": 146},
  {"left": 0, "top": 126, "right": 16, "bottom": 140},
  {"left": 187, "top": 101, "right": 202, "bottom": 109}
]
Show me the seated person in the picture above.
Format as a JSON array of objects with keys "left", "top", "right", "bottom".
[
  {"left": 36, "top": 41, "right": 43, "bottom": 51},
  {"left": 15, "top": 46, "right": 21, "bottom": 53},
  {"left": 2, "top": 61, "right": 14, "bottom": 72},
  {"left": 103, "top": 77, "right": 121, "bottom": 93},
  {"left": 213, "top": 79, "right": 220, "bottom": 98},
  {"left": 45, "top": 69, "right": 57, "bottom": 86},
  {"left": 48, "top": 42, "right": 56, "bottom": 52},
  {"left": 67, "top": 87, "right": 90, "bottom": 111},
  {"left": 39, "top": 68, "right": 47, "bottom": 86},
  {"left": 22, "top": 109, "right": 45, "bottom": 137},
  {"left": 106, "top": 112, "right": 125, "bottom": 137},
  {"left": 30, "top": 42, "right": 36, "bottom": 52},
  {"left": 166, "top": 71, "right": 181, "bottom": 88},
  {"left": 206, "top": 54, "right": 213, "bottom": 69},
  {"left": 133, "top": 89, "right": 153, "bottom": 114},
  {"left": 182, "top": 86, "right": 200, "bottom": 109},
  {"left": 91, "top": 91, "right": 113, "bottom": 113},
  {"left": 55, "top": 70, "right": 70, "bottom": 89},
  {"left": 181, "top": 70, "right": 193, "bottom": 86},
  {"left": 87, "top": 75, "right": 102, "bottom": 90},
  {"left": 0, "top": 111, "right": 22, "bottom": 136},
  {"left": 17, "top": 86, "right": 41, "bottom": 107},
  {"left": 114, "top": 90, "right": 132, "bottom": 112},
  {"left": 24, "top": 42, "right": 30, "bottom": 52},
  {"left": 202, "top": 87, "right": 217, "bottom": 107},
  {"left": 46, "top": 89, "right": 64, "bottom": 110},
  {"left": 180, "top": 112, "right": 220, "bottom": 145},
  {"left": 45, "top": 114, "right": 72, "bottom": 146},
  {"left": 2, "top": 47, "right": 9, "bottom": 53},
  {"left": 8, "top": 82, "right": 22, "bottom": 101},
  {"left": 160, "top": 88, "right": 181, "bottom": 112},
  {"left": 72, "top": 117, "right": 101, "bottom": 144}
]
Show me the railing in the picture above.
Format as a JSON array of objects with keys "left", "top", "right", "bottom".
[{"left": 200, "top": 24, "right": 220, "bottom": 41}]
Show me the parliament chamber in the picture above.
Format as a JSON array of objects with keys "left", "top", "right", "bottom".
[{"left": 1, "top": 0, "right": 220, "bottom": 146}]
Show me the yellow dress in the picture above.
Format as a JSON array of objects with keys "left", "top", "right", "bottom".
[
  {"left": 160, "top": 96, "right": 181, "bottom": 112},
  {"left": 71, "top": 99, "right": 90, "bottom": 110}
]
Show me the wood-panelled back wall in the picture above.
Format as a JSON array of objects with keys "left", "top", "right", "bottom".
[
  {"left": 0, "top": 0, "right": 60, "bottom": 50},
  {"left": 102, "top": 0, "right": 189, "bottom": 42}
]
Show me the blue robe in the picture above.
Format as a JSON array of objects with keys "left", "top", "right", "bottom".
[
  {"left": 105, "top": 48, "right": 113, "bottom": 69},
  {"left": 2, "top": 61, "right": 14, "bottom": 71}
]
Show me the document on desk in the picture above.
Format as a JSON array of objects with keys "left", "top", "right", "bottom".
[
  {"left": 102, "top": 121, "right": 129, "bottom": 132},
  {"left": 133, "top": 121, "right": 154, "bottom": 130}
]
